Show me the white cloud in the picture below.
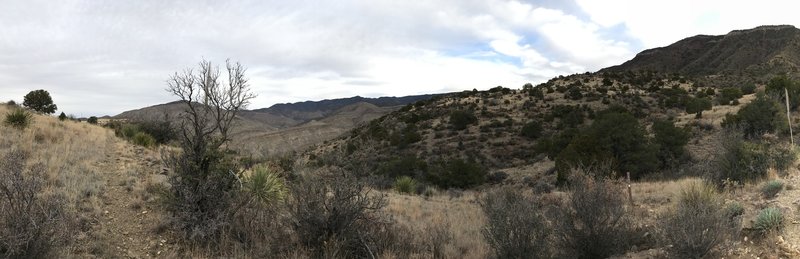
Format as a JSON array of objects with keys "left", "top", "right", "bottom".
[
  {"left": 0, "top": 0, "right": 649, "bottom": 115},
  {"left": 576, "top": 0, "right": 800, "bottom": 48}
]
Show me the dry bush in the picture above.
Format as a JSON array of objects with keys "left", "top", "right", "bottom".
[
  {"left": 660, "top": 181, "right": 738, "bottom": 258},
  {"left": 0, "top": 150, "right": 75, "bottom": 257},
  {"left": 554, "top": 172, "right": 633, "bottom": 258},
  {"left": 288, "top": 174, "right": 407, "bottom": 258},
  {"left": 481, "top": 187, "right": 552, "bottom": 259}
]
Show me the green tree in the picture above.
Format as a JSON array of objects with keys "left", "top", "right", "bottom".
[
  {"left": 722, "top": 93, "right": 787, "bottom": 138},
  {"left": 685, "top": 97, "right": 712, "bottom": 114},
  {"left": 58, "top": 112, "right": 67, "bottom": 121},
  {"left": 87, "top": 116, "right": 98, "bottom": 124},
  {"left": 520, "top": 121, "right": 543, "bottom": 139},
  {"left": 22, "top": 89, "right": 57, "bottom": 114},
  {"left": 765, "top": 75, "right": 800, "bottom": 110},
  {"left": 449, "top": 110, "right": 477, "bottom": 130},
  {"left": 718, "top": 87, "right": 743, "bottom": 105},
  {"left": 653, "top": 119, "right": 690, "bottom": 167},
  {"left": 556, "top": 109, "right": 658, "bottom": 182}
]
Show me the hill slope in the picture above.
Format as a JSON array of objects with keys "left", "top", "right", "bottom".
[{"left": 604, "top": 25, "right": 800, "bottom": 82}]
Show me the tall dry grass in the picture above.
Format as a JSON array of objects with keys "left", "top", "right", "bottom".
[{"left": 0, "top": 104, "right": 116, "bottom": 234}]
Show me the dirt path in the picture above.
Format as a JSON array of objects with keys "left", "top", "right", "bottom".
[{"left": 78, "top": 140, "right": 179, "bottom": 258}]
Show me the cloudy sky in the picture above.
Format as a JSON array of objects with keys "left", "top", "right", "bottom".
[{"left": 1, "top": 0, "right": 798, "bottom": 116}]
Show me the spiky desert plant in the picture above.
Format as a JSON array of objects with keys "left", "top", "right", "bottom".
[
  {"left": 760, "top": 180, "right": 784, "bottom": 199},
  {"left": 3, "top": 109, "right": 32, "bottom": 129},
  {"left": 244, "top": 165, "right": 287, "bottom": 204},
  {"left": 754, "top": 207, "right": 784, "bottom": 234},
  {"left": 393, "top": 176, "right": 417, "bottom": 194}
]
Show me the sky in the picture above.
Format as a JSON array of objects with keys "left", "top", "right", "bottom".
[{"left": 1, "top": 0, "right": 799, "bottom": 116}]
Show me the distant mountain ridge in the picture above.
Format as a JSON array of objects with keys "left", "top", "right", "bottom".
[
  {"left": 252, "top": 94, "right": 441, "bottom": 122},
  {"left": 603, "top": 25, "right": 800, "bottom": 80}
]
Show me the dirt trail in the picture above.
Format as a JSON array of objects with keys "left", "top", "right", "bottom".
[{"left": 78, "top": 140, "right": 178, "bottom": 258}]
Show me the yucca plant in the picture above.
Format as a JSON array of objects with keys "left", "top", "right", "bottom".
[
  {"left": 4, "top": 109, "right": 32, "bottom": 129},
  {"left": 760, "top": 180, "right": 784, "bottom": 199},
  {"left": 244, "top": 165, "right": 287, "bottom": 204},
  {"left": 393, "top": 176, "right": 417, "bottom": 194},
  {"left": 754, "top": 207, "right": 784, "bottom": 234}
]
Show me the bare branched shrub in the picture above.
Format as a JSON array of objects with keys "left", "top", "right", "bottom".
[
  {"left": 0, "top": 150, "right": 74, "bottom": 257},
  {"left": 288, "top": 174, "right": 401, "bottom": 258},
  {"left": 481, "top": 187, "right": 552, "bottom": 259},
  {"left": 554, "top": 172, "right": 632, "bottom": 258},
  {"left": 161, "top": 59, "right": 256, "bottom": 247},
  {"left": 660, "top": 181, "right": 738, "bottom": 258}
]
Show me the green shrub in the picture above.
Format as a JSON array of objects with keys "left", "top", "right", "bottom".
[
  {"left": 449, "top": 110, "right": 477, "bottom": 130},
  {"left": 653, "top": 119, "right": 690, "bottom": 167},
  {"left": 482, "top": 187, "right": 551, "bottom": 258},
  {"left": 661, "top": 181, "right": 736, "bottom": 258},
  {"left": 131, "top": 132, "right": 156, "bottom": 147},
  {"left": 520, "top": 121, "right": 543, "bottom": 139},
  {"left": 378, "top": 155, "right": 427, "bottom": 178},
  {"left": 740, "top": 84, "right": 756, "bottom": 95},
  {"left": 87, "top": 116, "right": 98, "bottom": 124},
  {"left": 714, "top": 131, "right": 796, "bottom": 183},
  {"left": 426, "top": 158, "right": 487, "bottom": 189},
  {"left": 721, "top": 93, "right": 787, "bottom": 138},
  {"left": 685, "top": 97, "right": 712, "bottom": 114},
  {"left": 58, "top": 112, "right": 67, "bottom": 121},
  {"left": 393, "top": 176, "right": 417, "bottom": 194},
  {"left": 120, "top": 124, "right": 140, "bottom": 139},
  {"left": 760, "top": 180, "right": 784, "bottom": 199},
  {"left": 725, "top": 202, "right": 745, "bottom": 219},
  {"left": 765, "top": 75, "right": 800, "bottom": 109},
  {"left": 4, "top": 109, "right": 32, "bottom": 129},
  {"left": 718, "top": 87, "right": 743, "bottom": 105},
  {"left": 244, "top": 165, "right": 287, "bottom": 204},
  {"left": 389, "top": 125, "right": 421, "bottom": 148},
  {"left": 555, "top": 109, "right": 658, "bottom": 182},
  {"left": 754, "top": 207, "right": 784, "bottom": 234}
]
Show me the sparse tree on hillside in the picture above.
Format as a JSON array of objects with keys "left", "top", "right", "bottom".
[
  {"left": 162, "top": 59, "right": 256, "bottom": 245},
  {"left": 22, "top": 89, "right": 57, "bottom": 114}
]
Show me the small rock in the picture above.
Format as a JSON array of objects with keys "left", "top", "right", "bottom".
[
  {"left": 104, "top": 210, "right": 109, "bottom": 214},
  {"left": 142, "top": 210, "right": 148, "bottom": 215}
]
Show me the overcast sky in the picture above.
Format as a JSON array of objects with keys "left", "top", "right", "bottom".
[{"left": 1, "top": 0, "right": 799, "bottom": 116}]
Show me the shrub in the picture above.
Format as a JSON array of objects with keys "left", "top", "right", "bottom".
[
  {"left": 520, "top": 121, "right": 543, "bottom": 139},
  {"left": 652, "top": 119, "right": 690, "bottom": 167},
  {"left": 377, "top": 155, "right": 427, "bottom": 179},
  {"left": 4, "top": 109, "right": 32, "bottom": 129},
  {"left": 554, "top": 173, "right": 632, "bottom": 258},
  {"left": 136, "top": 120, "right": 176, "bottom": 144},
  {"left": 0, "top": 150, "right": 74, "bottom": 257},
  {"left": 244, "top": 165, "right": 287, "bottom": 204},
  {"left": 482, "top": 187, "right": 551, "bottom": 258},
  {"left": 389, "top": 124, "right": 421, "bottom": 148},
  {"left": 426, "top": 158, "right": 487, "bottom": 189},
  {"left": 740, "top": 84, "right": 756, "bottom": 94},
  {"left": 58, "top": 112, "right": 67, "bottom": 121},
  {"left": 721, "top": 93, "right": 787, "bottom": 138},
  {"left": 120, "top": 124, "right": 140, "bottom": 139},
  {"left": 713, "top": 131, "right": 795, "bottom": 183},
  {"left": 288, "top": 175, "right": 398, "bottom": 258},
  {"left": 765, "top": 75, "right": 800, "bottom": 109},
  {"left": 555, "top": 109, "right": 658, "bottom": 182},
  {"left": 754, "top": 207, "right": 784, "bottom": 234},
  {"left": 87, "top": 116, "right": 98, "bottom": 124},
  {"left": 22, "top": 89, "right": 57, "bottom": 114},
  {"left": 393, "top": 176, "right": 417, "bottom": 194},
  {"left": 131, "top": 132, "right": 156, "bottom": 147},
  {"left": 661, "top": 181, "right": 737, "bottom": 258},
  {"left": 449, "top": 110, "right": 477, "bottom": 130},
  {"left": 725, "top": 202, "right": 745, "bottom": 219},
  {"left": 718, "top": 87, "right": 743, "bottom": 105},
  {"left": 685, "top": 97, "right": 712, "bottom": 114},
  {"left": 760, "top": 180, "right": 784, "bottom": 199}
]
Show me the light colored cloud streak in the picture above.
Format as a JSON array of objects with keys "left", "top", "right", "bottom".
[{"left": 0, "top": 0, "right": 794, "bottom": 116}]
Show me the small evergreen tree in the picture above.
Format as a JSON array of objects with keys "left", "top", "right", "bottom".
[
  {"left": 58, "top": 112, "right": 67, "bottom": 121},
  {"left": 87, "top": 116, "right": 98, "bottom": 124},
  {"left": 22, "top": 90, "right": 57, "bottom": 114}
]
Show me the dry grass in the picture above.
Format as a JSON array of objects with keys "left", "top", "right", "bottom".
[
  {"left": 0, "top": 105, "right": 114, "bottom": 209},
  {"left": 383, "top": 190, "right": 488, "bottom": 259}
]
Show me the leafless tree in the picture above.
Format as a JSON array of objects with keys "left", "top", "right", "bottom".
[
  {"left": 166, "top": 59, "right": 256, "bottom": 158},
  {"left": 162, "top": 59, "right": 257, "bottom": 246}
]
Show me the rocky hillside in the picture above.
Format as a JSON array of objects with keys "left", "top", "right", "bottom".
[{"left": 603, "top": 25, "right": 800, "bottom": 85}]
